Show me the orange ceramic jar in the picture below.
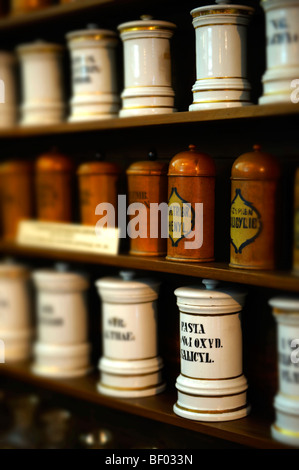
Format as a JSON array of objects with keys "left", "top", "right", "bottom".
[
  {"left": 0, "top": 160, "right": 34, "bottom": 240},
  {"left": 230, "top": 144, "right": 280, "bottom": 270},
  {"left": 293, "top": 168, "right": 299, "bottom": 273},
  {"left": 167, "top": 144, "right": 216, "bottom": 262},
  {"left": 35, "top": 149, "right": 73, "bottom": 223},
  {"left": 127, "top": 157, "right": 168, "bottom": 256},
  {"left": 77, "top": 159, "right": 121, "bottom": 228},
  {"left": 10, "top": 0, "right": 53, "bottom": 14}
]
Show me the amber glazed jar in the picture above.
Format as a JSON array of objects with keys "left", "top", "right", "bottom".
[
  {"left": 10, "top": 0, "right": 53, "bottom": 14},
  {"left": 35, "top": 149, "right": 73, "bottom": 223},
  {"left": 77, "top": 159, "right": 121, "bottom": 228},
  {"left": 0, "top": 160, "right": 34, "bottom": 241},
  {"left": 167, "top": 144, "right": 216, "bottom": 262},
  {"left": 127, "top": 158, "right": 168, "bottom": 256},
  {"left": 230, "top": 144, "right": 280, "bottom": 270}
]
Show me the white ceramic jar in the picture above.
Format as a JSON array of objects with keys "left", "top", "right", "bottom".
[
  {"left": 95, "top": 270, "right": 165, "bottom": 397},
  {"left": 173, "top": 279, "right": 249, "bottom": 422},
  {"left": 189, "top": 2, "right": 254, "bottom": 110},
  {"left": 259, "top": 0, "right": 299, "bottom": 104},
  {"left": 0, "top": 261, "right": 32, "bottom": 362},
  {"left": 269, "top": 297, "right": 299, "bottom": 447},
  {"left": 32, "top": 265, "right": 90, "bottom": 378},
  {"left": 66, "top": 25, "right": 120, "bottom": 121},
  {"left": 0, "top": 52, "right": 18, "bottom": 128},
  {"left": 16, "top": 40, "right": 65, "bottom": 125},
  {"left": 118, "top": 15, "right": 176, "bottom": 117}
]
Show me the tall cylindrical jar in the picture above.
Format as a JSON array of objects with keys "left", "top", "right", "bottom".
[
  {"left": 0, "top": 160, "right": 34, "bottom": 241},
  {"left": 16, "top": 40, "right": 65, "bottom": 125},
  {"left": 35, "top": 149, "right": 73, "bottom": 223},
  {"left": 189, "top": 3, "right": 254, "bottom": 110},
  {"left": 77, "top": 158, "right": 121, "bottom": 227},
  {"left": 66, "top": 26, "right": 120, "bottom": 121},
  {"left": 259, "top": 0, "right": 299, "bottom": 104},
  {"left": 167, "top": 144, "right": 216, "bottom": 262},
  {"left": 95, "top": 271, "right": 165, "bottom": 397},
  {"left": 174, "top": 279, "right": 249, "bottom": 422},
  {"left": 293, "top": 168, "right": 299, "bottom": 273},
  {"left": 10, "top": 0, "right": 53, "bottom": 15},
  {"left": 0, "top": 261, "right": 32, "bottom": 362},
  {"left": 118, "top": 15, "right": 176, "bottom": 117},
  {"left": 0, "top": 52, "right": 18, "bottom": 128},
  {"left": 269, "top": 297, "right": 299, "bottom": 447},
  {"left": 230, "top": 144, "right": 280, "bottom": 270},
  {"left": 32, "top": 265, "right": 90, "bottom": 378},
  {"left": 126, "top": 156, "right": 168, "bottom": 256}
]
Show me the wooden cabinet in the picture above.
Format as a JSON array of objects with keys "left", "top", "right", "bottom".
[{"left": 0, "top": 0, "right": 298, "bottom": 449}]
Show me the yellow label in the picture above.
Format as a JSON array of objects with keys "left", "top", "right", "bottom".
[
  {"left": 168, "top": 188, "right": 194, "bottom": 247},
  {"left": 230, "top": 189, "right": 262, "bottom": 254}
]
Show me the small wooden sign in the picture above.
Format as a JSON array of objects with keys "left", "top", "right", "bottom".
[{"left": 17, "top": 221, "right": 120, "bottom": 255}]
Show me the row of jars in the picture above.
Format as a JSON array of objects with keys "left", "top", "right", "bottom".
[
  {"left": 0, "top": 0, "right": 75, "bottom": 17},
  {"left": 1, "top": 259, "right": 299, "bottom": 447},
  {"left": 1, "top": 1, "right": 299, "bottom": 127},
  {"left": 0, "top": 144, "right": 290, "bottom": 271}
]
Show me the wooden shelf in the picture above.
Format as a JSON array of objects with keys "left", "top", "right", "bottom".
[
  {"left": 0, "top": 361, "right": 288, "bottom": 449},
  {"left": 1, "top": 241, "right": 298, "bottom": 292},
  {"left": 0, "top": 104, "right": 298, "bottom": 139}
]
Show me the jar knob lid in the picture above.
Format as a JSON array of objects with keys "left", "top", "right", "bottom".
[
  {"left": 202, "top": 279, "right": 218, "bottom": 290},
  {"left": 119, "top": 270, "right": 135, "bottom": 281},
  {"left": 140, "top": 15, "right": 154, "bottom": 21},
  {"left": 55, "top": 262, "right": 69, "bottom": 272},
  {"left": 215, "top": 0, "right": 229, "bottom": 3},
  {"left": 87, "top": 23, "right": 99, "bottom": 29}
]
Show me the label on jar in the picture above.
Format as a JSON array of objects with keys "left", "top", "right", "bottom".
[
  {"left": 72, "top": 54, "right": 101, "bottom": 85},
  {"left": 230, "top": 188, "right": 262, "bottom": 254},
  {"left": 168, "top": 188, "right": 194, "bottom": 247},
  {"left": 278, "top": 323, "right": 299, "bottom": 396}
]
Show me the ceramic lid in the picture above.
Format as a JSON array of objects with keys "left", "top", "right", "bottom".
[
  {"left": 118, "top": 15, "right": 176, "bottom": 34},
  {"left": 126, "top": 160, "right": 168, "bottom": 176},
  {"left": 168, "top": 144, "right": 216, "bottom": 177},
  {"left": 191, "top": 4, "right": 254, "bottom": 17},
  {"left": 231, "top": 144, "right": 280, "bottom": 180},
  {"left": 32, "top": 267, "right": 88, "bottom": 292},
  {"left": 174, "top": 279, "right": 246, "bottom": 314},
  {"left": 77, "top": 160, "right": 121, "bottom": 176},
  {"left": 95, "top": 270, "right": 160, "bottom": 303},
  {"left": 269, "top": 296, "right": 299, "bottom": 312},
  {"left": 66, "top": 24, "right": 117, "bottom": 42},
  {"left": 0, "top": 260, "right": 29, "bottom": 279},
  {"left": 16, "top": 40, "right": 63, "bottom": 55},
  {"left": 0, "top": 160, "right": 33, "bottom": 174},
  {"left": 36, "top": 149, "right": 73, "bottom": 173}
]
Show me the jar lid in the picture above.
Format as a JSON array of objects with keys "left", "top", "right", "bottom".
[
  {"left": 66, "top": 27, "right": 117, "bottom": 42},
  {"left": 261, "top": 0, "right": 299, "bottom": 12},
  {"left": 118, "top": 15, "right": 176, "bottom": 34},
  {"left": 32, "top": 269, "right": 89, "bottom": 292},
  {"left": 231, "top": 144, "right": 280, "bottom": 180},
  {"left": 174, "top": 279, "right": 246, "bottom": 314},
  {"left": 0, "top": 160, "right": 33, "bottom": 174},
  {"left": 126, "top": 160, "right": 168, "bottom": 176},
  {"left": 0, "top": 261, "right": 29, "bottom": 279},
  {"left": 36, "top": 149, "right": 73, "bottom": 173},
  {"left": 269, "top": 296, "right": 299, "bottom": 312},
  {"left": 95, "top": 270, "right": 160, "bottom": 303},
  {"left": 77, "top": 161, "right": 121, "bottom": 176},
  {"left": 16, "top": 40, "right": 63, "bottom": 55},
  {"left": 191, "top": 4, "right": 254, "bottom": 18},
  {"left": 168, "top": 144, "right": 216, "bottom": 177}
]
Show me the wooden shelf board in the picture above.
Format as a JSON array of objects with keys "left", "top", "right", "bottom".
[
  {"left": 0, "top": 361, "right": 288, "bottom": 449},
  {"left": 0, "top": 104, "right": 298, "bottom": 139},
  {"left": 1, "top": 241, "right": 298, "bottom": 292}
]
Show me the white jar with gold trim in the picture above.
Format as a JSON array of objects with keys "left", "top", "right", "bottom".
[
  {"left": 66, "top": 25, "right": 120, "bottom": 121},
  {"left": 0, "top": 52, "right": 18, "bottom": 128},
  {"left": 259, "top": 0, "right": 299, "bottom": 104},
  {"left": 0, "top": 261, "right": 32, "bottom": 362},
  {"left": 189, "top": 2, "right": 254, "bottom": 110},
  {"left": 32, "top": 265, "right": 91, "bottom": 378},
  {"left": 269, "top": 297, "right": 299, "bottom": 447},
  {"left": 16, "top": 40, "right": 65, "bottom": 125},
  {"left": 173, "top": 279, "right": 249, "bottom": 422},
  {"left": 95, "top": 270, "right": 165, "bottom": 397},
  {"left": 118, "top": 15, "right": 176, "bottom": 117}
]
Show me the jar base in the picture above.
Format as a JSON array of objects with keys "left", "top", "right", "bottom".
[
  {"left": 166, "top": 255, "right": 215, "bottom": 263},
  {"left": 229, "top": 262, "right": 274, "bottom": 270},
  {"left": 173, "top": 402, "right": 250, "bottom": 422},
  {"left": 97, "top": 381, "right": 166, "bottom": 398}
]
